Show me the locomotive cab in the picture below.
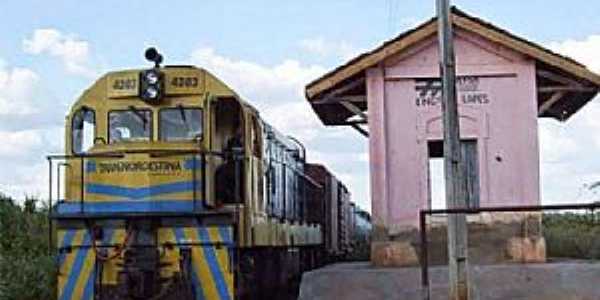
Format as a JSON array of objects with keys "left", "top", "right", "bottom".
[{"left": 61, "top": 63, "right": 249, "bottom": 211}]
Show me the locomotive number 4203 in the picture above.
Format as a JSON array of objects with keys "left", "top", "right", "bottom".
[{"left": 171, "top": 76, "right": 199, "bottom": 88}]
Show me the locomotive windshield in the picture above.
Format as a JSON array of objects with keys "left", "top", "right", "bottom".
[
  {"left": 159, "top": 107, "right": 203, "bottom": 141},
  {"left": 108, "top": 109, "right": 152, "bottom": 143}
]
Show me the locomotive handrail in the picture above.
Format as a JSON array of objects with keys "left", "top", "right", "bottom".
[
  {"left": 46, "top": 150, "right": 246, "bottom": 218},
  {"left": 47, "top": 153, "right": 126, "bottom": 159},
  {"left": 148, "top": 149, "right": 225, "bottom": 158},
  {"left": 47, "top": 150, "right": 228, "bottom": 159},
  {"left": 47, "top": 153, "right": 126, "bottom": 253},
  {"left": 46, "top": 150, "right": 220, "bottom": 254},
  {"left": 47, "top": 151, "right": 213, "bottom": 217}
]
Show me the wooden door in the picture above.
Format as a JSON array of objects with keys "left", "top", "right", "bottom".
[{"left": 461, "top": 140, "right": 480, "bottom": 208}]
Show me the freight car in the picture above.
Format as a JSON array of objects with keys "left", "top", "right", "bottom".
[
  {"left": 304, "top": 164, "right": 372, "bottom": 262},
  {"left": 348, "top": 204, "right": 372, "bottom": 261},
  {"left": 48, "top": 48, "right": 369, "bottom": 300}
]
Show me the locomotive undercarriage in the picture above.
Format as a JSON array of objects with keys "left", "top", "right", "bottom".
[
  {"left": 98, "top": 255, "right": 195, "bottom": 300},
  {"left": 94, "top": 220, "right": 195, "bottom": 300},
  {"left": 53, "top": 212, "right": 236, "bottom": 300},
  {"left": 237, "top": 245, "right": 324, "bottom": 300}
]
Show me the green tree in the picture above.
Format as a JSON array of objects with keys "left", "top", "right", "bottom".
[{"left": 0, "top": 194, "right": 55, "bottom": 300}]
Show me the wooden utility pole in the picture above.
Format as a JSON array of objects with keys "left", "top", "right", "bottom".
[{"left": 436, "top": 1, "right": 470, "bottom": 299}]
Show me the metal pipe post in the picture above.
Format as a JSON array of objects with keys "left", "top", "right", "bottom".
[{"left": 47, "top": 158, "right": 53, "bottom": 255}]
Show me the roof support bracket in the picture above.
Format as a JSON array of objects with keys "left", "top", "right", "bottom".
[
  {"left": 350, "top": 123, "right": 369, "bottom": 138},
  {"left": 539, "top": 91, "right": 566, "bottom": 115},
  {"left": 538, "top": 86, "right": 597, "bottom": 93},
  {"left": 315, "top": 77, "right": 366, "bottom": 104},
  {"left": 537, "top": 70, "right": 586, "bottom": 87},
  {"left": 340, "top": 100, "right": 368, "bottom": 122}
]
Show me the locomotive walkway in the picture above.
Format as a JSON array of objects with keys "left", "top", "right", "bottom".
[{"left": 299, "top": 262, "right": 600, "bottom": 300}]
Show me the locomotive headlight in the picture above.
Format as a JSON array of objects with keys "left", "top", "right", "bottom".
[
  {"left": 140, "top": 69, "right": 164, "bottom": 103},
  {"left": 144, "top": 70, "right": 159, "bottom": 85},
  {"left": 143, "top": 86, "right": 159, "bottom": 99}
]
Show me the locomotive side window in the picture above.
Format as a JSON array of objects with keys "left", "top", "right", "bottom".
[
  {"left": 108, "top": 109, "right": 152, "bottom": 143},
  {"left": 159, "top": 107, "right": 203, "bottom": 141},
  {"left": 72, "top": 108, "right": 95, "bottom": 154},
  {"left": 213, "top": 98, "right": 245, "bottom": 205}
]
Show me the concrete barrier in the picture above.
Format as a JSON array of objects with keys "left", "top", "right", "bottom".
[{"left": 299, "top": 262, "right": 600, "bottom": 300}]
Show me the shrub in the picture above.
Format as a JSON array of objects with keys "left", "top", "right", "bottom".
[{"left": 543, "top": 212, "right": 600, "bottom": 260}]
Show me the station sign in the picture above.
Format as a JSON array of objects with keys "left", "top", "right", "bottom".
[{"left": 414, "top": 75, "right": 491, "bottom": 107}]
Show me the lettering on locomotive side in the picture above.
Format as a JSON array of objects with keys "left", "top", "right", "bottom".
[{"left": 93, "top": 161, "right": 183, "bottom": 174}]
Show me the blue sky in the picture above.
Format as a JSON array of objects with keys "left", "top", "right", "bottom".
[{"left": 1, "top": 1, "right": 600, "bottom": 211}]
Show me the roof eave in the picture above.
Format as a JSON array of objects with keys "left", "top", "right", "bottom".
[{"left": 306, "top": 7, "right": 600, "bottom": 113}]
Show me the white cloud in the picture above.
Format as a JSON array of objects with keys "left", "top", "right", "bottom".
[
  {"left": 23, "top": 28, "right": 95, "bottom": 77},
  {"left": 549, "top": 35, "right": 600, "bottom": 73},
  {"left": 538, "top": 119, "right": 578, "bottom": 164},
  {"left": 0, "top": 126, "right": 63, "bottom": 201},
  {"left": 298, "top": 37, "right": 362, "bottom": 60},
  {"left": 190, "top": 47, "right": 328, "bottom": 142},
  {"left": 0, "top": 57, "right": 65, "bottom": 201},
  {"left": 538, "top": 115, "right": 600, "bottom": 205},
  {"left": 0, "top": 64, "right": 66, "bottom": 131},
  {"left": 0, "top": 130, "right": 43, "bottom": 157},
  {"left": 310, "top": 151, "right": 369, "bottom": 166},
  {"left": 192, "top": 48, "right": 325, "bottom": 99},
  {"left": 0, "top": 67, "right": 40, "bottom": 115},
  {"left": 0, "top": 161, "right": 49, "bottom": 200},
  {"left": 260, "top": 101, "right": 322, "bottom": 141}
]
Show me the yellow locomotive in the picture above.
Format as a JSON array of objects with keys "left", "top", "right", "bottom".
[{"left": 49, "top": 49, "right": 324, "bottom": 300}]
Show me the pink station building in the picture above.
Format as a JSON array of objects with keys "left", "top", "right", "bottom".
[{"left": 305, "top": 8, "right": 600, "bottom": 266}]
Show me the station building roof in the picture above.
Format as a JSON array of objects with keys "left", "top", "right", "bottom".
[{"left": 305, "top": 7, "right": 600, "bottom": 132}]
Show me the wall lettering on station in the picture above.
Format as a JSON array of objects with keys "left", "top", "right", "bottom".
[{"left": 414, "top": 76, "right": 491, "bottom": 107}]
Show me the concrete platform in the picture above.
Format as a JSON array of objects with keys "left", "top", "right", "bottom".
[{"left": 299, "top": 262, "right": 600, "bottom": 300}]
